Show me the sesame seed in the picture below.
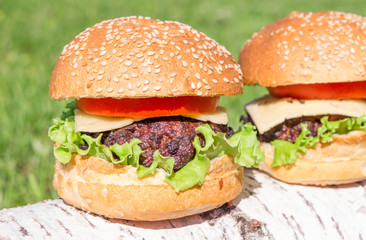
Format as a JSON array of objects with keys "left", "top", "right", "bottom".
[
  {"left": 191, "top": 82, "right": 196, "bottom": 89},
  {"left": 73, "top": 63, "right": 78, "bottom": 68},
  {"left": 89, "top": 76, "right": 95, "bottom": 81},
  {"left": 124, "top": 60, "right": 132, "bottom": 66},
  {"left": 155, "top": 68, "right": 161, "bottom": 73},
  {"left": 100, "top": 50, "right": 106, "bottom": 56},
  {"left": 71, "top": 72, "right": 76, "bottom": 77},
  {"left": 98, "top": 70, "right": 104, "bottom": 75},
  {"left": 197, "top": 82, "right": 202, "bottom": 89},
  {"left": 113, "top": 77, "right": 119, "bottom": 82},
  {"left": 107, "top": 87, "right": 113, "bottom": 92},
  {"left": 170, "top": 72, "right": 177, "bottom": 77},
  {"left": 154, "top": 86, "right": 161, "bottom": 91},
  {"left": 117, "top": 88, "right": 124, "bottom": 93},
  {"left": 100, "top": 61, "right": 107, "bottom": 66},
  {"left": 223, "top": 78, "right": 229, "bottom": 83},
  {"left": 96, "top": 87, "right": 102, "bottom": 93},
  {"left": 195, "top": 73, "right": 201, "bottom": 79},
  {"left": 182, "top": 61, "right": 188, "bottom": 67},
  {"left": 97, "top": 75, "right": 103, "bottom": 80},
  {"left": 123, "top": 74, "right": 129, "bottom": 79},
  {"left": 142, "top": 86, "right": 149, "bottom": 92}
]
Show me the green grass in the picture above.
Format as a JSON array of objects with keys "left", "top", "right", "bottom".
[{"left": 0, "top": 0, "right": 365, "bottom": 209}]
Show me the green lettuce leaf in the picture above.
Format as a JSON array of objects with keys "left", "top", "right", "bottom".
[
  {"left": 48, "top": 104, "right": 264, "bottom": 192},
  {"left": 271, "top": 115, "right": 366, "bottom": 167}
]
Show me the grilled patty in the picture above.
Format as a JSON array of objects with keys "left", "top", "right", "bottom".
[
  {"left": 82, "top": 116, "right": 233, "bottom": 171},
  {"left": 241, "top": 115, "right": 347, "bottom": 143}
]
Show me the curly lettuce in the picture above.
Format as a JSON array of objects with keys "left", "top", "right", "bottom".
[
  {"left": 49, "top": 103, "right": 264, "bottom": 192},
  {"left": 271, "top": 115, "right": 366, "bottom": 167}
]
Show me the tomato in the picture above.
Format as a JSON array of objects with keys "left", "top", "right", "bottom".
[
  {"left": 76, "top": 96, "right": 220, "bottom": 117},
  {"left": 268, "top": 81, "right": 366, "bottom": 99}
]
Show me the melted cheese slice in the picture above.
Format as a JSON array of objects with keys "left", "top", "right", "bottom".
[
  {"left": 245, "top": 95, "right": 366, "bottom": 134},
  {"left": 74, "top": 107, "right": 228, "bottom": 132}
]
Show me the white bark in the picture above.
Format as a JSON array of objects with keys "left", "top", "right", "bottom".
[{"left": 0, "top": 169, "right": 365, "bottom": 239}]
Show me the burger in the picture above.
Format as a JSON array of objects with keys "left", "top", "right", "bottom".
[
  {"left": 48, "top": 16, "right": 264, "bottom": 221},
  {"left": 239, "top": 11, "right": 366, "bottom": 185}
]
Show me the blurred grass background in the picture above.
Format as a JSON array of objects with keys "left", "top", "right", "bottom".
[{"left": 0, "top": 0, "right": 365, "bottom": 209}]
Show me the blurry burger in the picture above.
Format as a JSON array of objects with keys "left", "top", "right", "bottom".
[
  {"left": 239, "top": 11, "right": 366, "bottom": 185},
  {"left": 48, "top": 16, "right": 263, "bottom": 221}
]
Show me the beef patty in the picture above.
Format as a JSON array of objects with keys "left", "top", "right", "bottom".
[
  {"left": 241, "top": 115, "right": 346, "bottom": 143},
  {"left": 82, "top": 116, "right": 232, "bottom": 171}
]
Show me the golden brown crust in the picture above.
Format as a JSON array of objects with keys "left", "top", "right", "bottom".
[
  {"left": 258, "top": 131, "right": 366, "bottom": 185},
  {"left": 53, "top": 154, "right": 244, "bottom": 221},
  {"left": 239, "top": 11, "right": 366, "bottom": 87},
  {"left": 49, "top": 16, "right": 243, "bottom": 99}
]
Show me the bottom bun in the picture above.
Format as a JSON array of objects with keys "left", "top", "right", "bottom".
[
  {"left": 53, "top": 154, "right": 244, "bottom": 221},
  {"left": 259, "top": 131, "right": 366, "bottom": 185}
]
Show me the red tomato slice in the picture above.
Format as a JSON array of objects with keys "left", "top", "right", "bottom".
[
  {"left": 76, "top": 96, "right": 220, "bottom": 117},
  {"left": 268, "top": 81, "right": 366, "bottom": 99}
]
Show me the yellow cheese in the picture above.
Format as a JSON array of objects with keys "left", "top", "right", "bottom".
[
  {"left": 74, "top": 107, "right": 228, "bottom": 132},
  {"left": 183, "top": 106, "right": 228, "bottom": 125},
  {"left": 74, "top": 110, "right": 145, "bottom": 132},
  {"left": 245, "top": 95, "right": 366, "bottom": 134}
]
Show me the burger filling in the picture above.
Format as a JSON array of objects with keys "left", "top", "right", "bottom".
[
  {"left": 247, "top": 115, "right": 346, "bottom": 143},
  {"left": 82, "top": 116, "right": 233, "bottom": 171},
  {"left": 49, "top": 102, "right": 264, "bottom": 192},
  {"left": 244, "top": 96, "right": 366, "bottom": 167}
]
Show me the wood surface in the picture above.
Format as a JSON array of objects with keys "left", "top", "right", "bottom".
[{"left": 0, "top": 168, "right": 365, "bottom": 240}]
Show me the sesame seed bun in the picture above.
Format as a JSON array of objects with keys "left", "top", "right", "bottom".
[
  {"left": 49, "top": 16, "right": 243, "bottom": 99},
  {"left": 239, "top": 11, "right": 366, "bottom": 87},
  {"left": 53, "top": 153, "right": 244, "bottom": 221}
]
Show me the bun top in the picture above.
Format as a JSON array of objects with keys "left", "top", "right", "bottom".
[
  {"left": 239, "top": 11, "right": 366, "bottom": 87},
  {"left": 49, "top": 16, "right": 243, "bottom": 99}
]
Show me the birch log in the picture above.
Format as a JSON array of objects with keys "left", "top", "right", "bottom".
[{"left": 0, "top": 169, "right": 365, "bottom": 240}]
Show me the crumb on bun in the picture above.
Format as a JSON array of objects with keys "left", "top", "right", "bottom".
[{"left": 239, "top": 11, "right": 366, "bottom": 87}]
